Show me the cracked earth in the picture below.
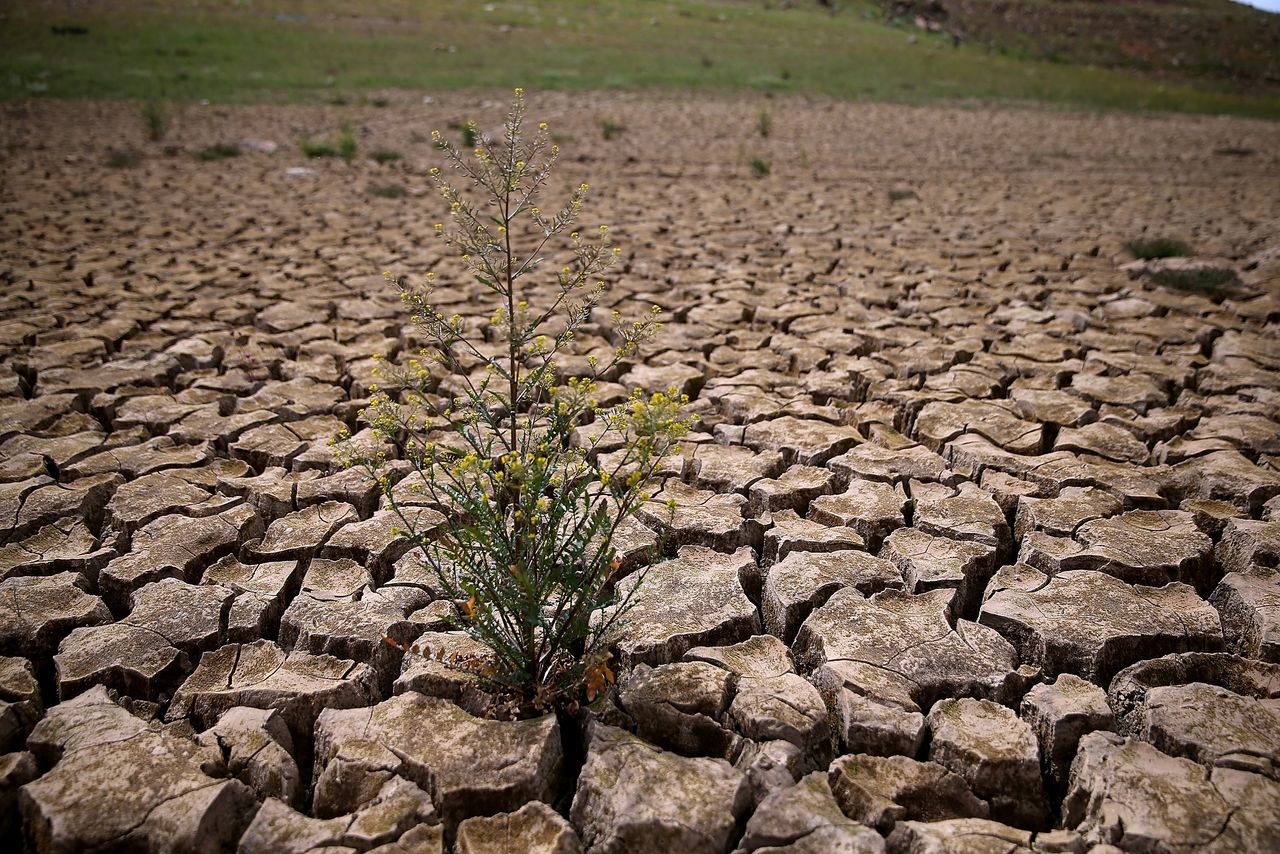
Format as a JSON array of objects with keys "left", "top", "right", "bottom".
[{"left": 1, "top": 91, "right": 1279, "bottom": 852}]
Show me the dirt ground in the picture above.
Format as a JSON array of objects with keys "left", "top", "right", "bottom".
[{"left": 2, "top": 92, "right": 1279, "bottom": 852}]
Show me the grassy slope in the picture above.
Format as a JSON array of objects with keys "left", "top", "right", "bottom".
[
  {"left": 1, "top": 0, "right": 1277, "bottom": 118},
  {"left": 879, "top": 0, "right": 1280, "bottom": 88}
]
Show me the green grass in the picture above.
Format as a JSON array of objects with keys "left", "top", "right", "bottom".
[
  {"left": 600, "top": 119, "right": 624, "bottom": 140},
  {"left": 299, "top": 138, "right": 339, "bottom": 158},
  {"left": 337, "top": 126, "right": 358, "bottom": 162},
  {"left": 888, "top": 189, "right": 918, "bottom": 202},
  {"left": 1151, "top": 266, "right": 1239, "bottom": 295},
  {"left": 757, "top": 107, "right": 772, "bottom": 138},
  {"left": 450, "top": 121, "right": 478, "bottom": 148},
  {"left": 299, "top": 126, "right": 357, "bottom": 161},
  {"left": 1, "top": 0, "right": 1277, "bottom": 118},
  {"left": 370, "top": 149, "right": 402, "bottom": 163},
  {"left": 193, "top": 142, "right": 239, "bottom": 161},
  {"left": 750, "top": 157, "right": 771, "bottom": 177},
  {"left": 140, "top": 99, "right": 170, "bottom": 140},
  {"left": 1125, "top": 237, "right": 1193, "bottom": 260}
]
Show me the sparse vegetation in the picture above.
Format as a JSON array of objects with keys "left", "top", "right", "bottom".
[
  {"left": 450, "top": 121, "right": 478, "bottom": 149},
  {"left": 343, "top": 90, "right": 688, "bottom": 718},
  {"left": 299, "top": 138, "right": 338, "bottom": 158},
  {"left": 140, "top": 100, "right": 170, "bottom": 141},
  {"left": 1151, "top": 266, "right": 1239, "bottom": 296},
  {"left": 1125, "top": 237, "right": 1193, "bottom": 260},
  {"left": 888, "top": 189, "right": 918, "bottom": 202},
  {"left": 366, "top": 182, "right": 405, "bottom": 198},
  {"left": 371, "top": 149, "right": 402, "bottom": 164},
  {"left": 750, "top": 157, "right": 771, "bottom": 177},
  {"left": 337, "top": 126, "right": 357, "bottom": 162},
  {"left": 299, "top": 126, "right": 357, "bottom": 162},
  {"left": 193, "top": 142, "right": 239, "bottom": 161},
  {"left": 600, "top": 119, "right": 624, "bottom": 140},
  {"left": 756, "top": 107, "right": 772, "bottom": 138}
]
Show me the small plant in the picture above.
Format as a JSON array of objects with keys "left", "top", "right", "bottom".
[
  {"left": 141, "top": 100, "right": 170, "bottom": 141},
  {"left": 756, "top": 107, "right": 772, "bottom": 138},
  {"left": 337, "top": 126, "right": 358, "bottom": 163},
  {"left": 1125, "top": 237, "right": 1193, "bottom": 260},
  {"left": 367, "top": 183, "right": 405, "bottom": 198},
  {"left": 299, "top": 126, "right": 357, "bottom": 162},
  {"left": 369, "top": 96, "right": 390, "bottom": 108},
  {"left": 600, "top": 119, "right": 624, "bottom": 140},
  {"left": 449, "top": 120, "right": 478, "bottom": 148},
  {"left": 70, "top": 189, "right": 90, "bottom": 198},
  {"left": 888, "top": 189, "right": 918, "bottom": 202},
  {"left": 194, "top": 142, "right": 240, "bottom": 161},
  {"left": 1150, "top": 266, "right": 1239, "bottom": 295},
  {"left": 371, "top": 149, "right": 403, "bottom": 164},
  {"left": 750, "top": 157, "right": 771, "bottom": 177},
  {"left": 299, "top": 138, "right": 338, "bottom": 158},
  {"left": 104, "top": 148, "right": 142, "bottom": 169},
  {"left": 344, "top": 89, "right": 689, "bottom": 718}
]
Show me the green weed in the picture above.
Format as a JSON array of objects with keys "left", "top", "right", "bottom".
[
  {"left": 449, "top": 121, "right": 478, "bottom": 148},
  {"left": 1125, "top": 237, "right": 1193, "bottom": 260},
  {"left": 344, "top": 90, "right": 688, "bottom": 717},
  {"left": 299, "top": 126, "right": 357, "bottom": 161},
  {"left": 1151, "top": 267, "right": 1239, "bottom": 295},
  {"left": 140, "top": 100, "right": 170, "bottom": 141},
  {"left": 337, "top": 125, "right": 357, "bottom": 162},
  {"left": 299, "top": 138, "right": 338, "bottom": 158},
  {"left": 194, "top": 142, "right": 239, "bottom": 161}
]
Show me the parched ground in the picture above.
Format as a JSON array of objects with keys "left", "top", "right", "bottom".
[{"left": 2, "top": 92, "right": 1280, "bottom": 852}]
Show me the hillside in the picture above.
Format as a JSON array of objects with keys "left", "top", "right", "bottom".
[
  {"left": 878, "top": 0, "right": 1280, "bottom": 90},
  {"left": 0, "top": 0, "right": 1276, "bottom": 117}
]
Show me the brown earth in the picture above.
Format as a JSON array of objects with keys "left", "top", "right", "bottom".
[{"left": 2, "top": 92, "right": 1280, "bottom": 851}]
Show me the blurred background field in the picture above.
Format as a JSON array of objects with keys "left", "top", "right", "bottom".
[{"left": 2, "top": 0, "right": 1278, "bottom": 118}]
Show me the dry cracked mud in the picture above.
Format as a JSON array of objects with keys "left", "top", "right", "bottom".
[{"left": 2, "top": 91, "right": 1279, "bottom": 852}]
